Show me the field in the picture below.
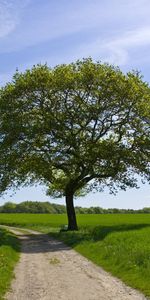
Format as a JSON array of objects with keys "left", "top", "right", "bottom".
[
  {"left": 0, "top": 228, "right": 20, "bottom": 300},
  {"left": 0, "top": 213, "right": 150, "bottom": 297}
]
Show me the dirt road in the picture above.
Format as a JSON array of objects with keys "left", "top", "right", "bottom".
[{"left": 4, "top": 227, "right": 147, "bottom": 300}]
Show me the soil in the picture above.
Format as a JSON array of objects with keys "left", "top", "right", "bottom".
[{"left": 4, "top": 226, "right": 147, "bottom": 300}]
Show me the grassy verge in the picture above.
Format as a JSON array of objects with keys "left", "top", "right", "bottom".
[
  {"left": 0, "top": 228, "right": 20, "bottom": 300},
  {"left": 51, "top": 225, "right": 150, "bottom": 298}
]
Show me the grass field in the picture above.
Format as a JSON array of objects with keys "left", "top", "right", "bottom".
[
  {"left": 0, "top": 228, "right": 20, "bottom": 300},
  {"left": 0, "top": 213, "right": 150, "bottom": 297}
]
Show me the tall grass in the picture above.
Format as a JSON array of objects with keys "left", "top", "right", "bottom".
[
  {"left": 0, "top": 213, "right": 150, "bottom": 228},
  {"left": 0, "top": 228, "right": 20, "bottom": 300},
  {"left": 0, "top": 213, "right": 67, "bottom": 230}
]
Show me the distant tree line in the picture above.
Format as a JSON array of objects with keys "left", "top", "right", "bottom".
[
  {"left": 0, "top": 201, "right": 66, "bottom": 214},
  {"left": 75, "top": 206, "right": 150, "bottom": 214},
  {"left": 0, "top": 201, "right": 150, "bottom": 214}
]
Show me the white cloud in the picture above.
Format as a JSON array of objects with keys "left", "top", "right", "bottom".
[
  {"left": 3, "top": 26, "right": 150, "bottom": 80},
  {"left": 75, "top": 26, "right": 150, "bottom": 66},
  {"left": 0, "top": 0, "right": 30, "bottom": 38},
  {"left": 108, "top": 27, "right": 150, "bottom": 65},
  {"left": 1, "top": 0, "right": 150, "bottom": 54},
  {"left": 110, "top": 27, "right": 150, "bottom": 49},
  {"left": 1, "top": 0, "right": 150, "bottom": 75},
  {"left": 106, "top": 27, "right": 150, "bottom": 65},
  {"left": 0, "top": 1, "right": 108, "bottom": 53}
]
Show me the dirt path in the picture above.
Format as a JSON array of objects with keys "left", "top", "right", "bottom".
[{"left": 3, "top": 226, "right": 147, "bottom": 300}]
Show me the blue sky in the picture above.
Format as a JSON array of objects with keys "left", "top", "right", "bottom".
[{"left": 0, "top": 0, "right": 150, "bottom": 208}]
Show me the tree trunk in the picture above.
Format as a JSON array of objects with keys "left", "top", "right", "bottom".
[{"left": 65, "top": 192, "right": 78, "bottom": 230}]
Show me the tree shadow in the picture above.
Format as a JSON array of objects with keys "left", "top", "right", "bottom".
[
  {"left": 1, "top": 223, "right": 150, "bottom": 254},
  {"left": 91, "top": 223, "right": 150, "bottom": 241},
  {"left": 52, "top": 223, "right": 150, "bottom": 248},
  {"left": 21, "top": 233, "right": 72, "bottom": 253},
  {"left": 0, "top": 226, "right": 71, "bottom": 254}
]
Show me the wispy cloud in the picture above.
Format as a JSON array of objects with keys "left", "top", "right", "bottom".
[
  {"left": 1, "top": 0, "right": 150, "bottom": 57},
  {"left": 75, "top": 26, "right": 150, "bottom": 66},
  {"left": 0, "top": 1, "right": 107, "bottom": 53},
  {"left": 1, "top": 0, "right": 150, "bottom": 82},
  {"left": 0, "top": 0, "right": 30, "bottom": 38},
  {"left": 107, "top": 27, "right": 150, "bottom": 65}
]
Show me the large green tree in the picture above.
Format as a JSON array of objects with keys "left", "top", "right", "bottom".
[{"left": 0, "top": 59, "right": 150, "bottom": 230}]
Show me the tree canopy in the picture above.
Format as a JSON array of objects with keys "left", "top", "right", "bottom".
[{"left": 0, "top": 58, "right": 150, "bottom": 229}]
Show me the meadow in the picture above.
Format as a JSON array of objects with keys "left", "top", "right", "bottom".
[
  {"left": 0, "top": 228, "right": 20, "bottom": 300},
  {"left": 0, "top": 213, "right": 150, "bottom": 298}
]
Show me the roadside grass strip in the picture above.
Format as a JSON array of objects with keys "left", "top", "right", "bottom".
[
  {"left": 54, "top": 224, "right": 150, "bottom": 298},
  {"left": 0, "top": 228, "right": 20, "bottom": 300}
]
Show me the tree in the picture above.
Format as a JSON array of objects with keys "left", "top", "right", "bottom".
[
  {"left": 0, "top": 59, "right": 150, "bottom": 230},
  {"left": 0, "top": 202, "right": 16, "bottom": 213}
]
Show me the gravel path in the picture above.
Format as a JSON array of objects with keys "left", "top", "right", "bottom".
[{"left": 4, "top": 226, "right": 147, "bottom": 300}]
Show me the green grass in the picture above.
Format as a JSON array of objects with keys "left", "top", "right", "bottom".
[
  {"left": 0, "top": 213, "right": 67, "bottom": 232},
  {"left": 0, "top": 212, "right": 150, "bottom": 229},
  {"left": 0, "top": 228, "right": 20, "bottom": 300},
  {"left": 0, "top": 213, "right": 150, "bottom": 297}
]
